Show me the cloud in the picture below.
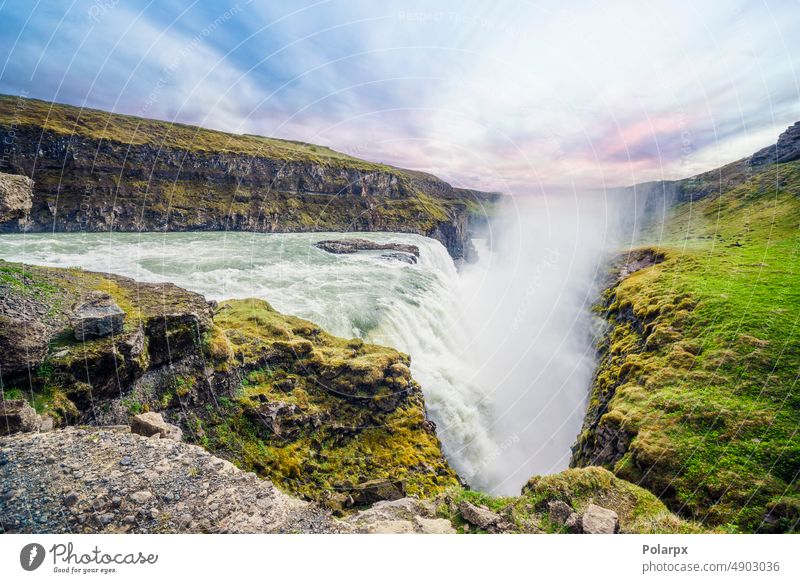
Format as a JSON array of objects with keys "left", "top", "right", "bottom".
[{"left": 1, "top": 0, "right": 798, "bottom": 193}]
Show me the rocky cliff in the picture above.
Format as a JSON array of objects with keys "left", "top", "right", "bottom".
[
  {"left": 0, "top": 260, "right": 458, "bottom": 509},
  {"left": 0, "top": 95, "right": 497, "bottom": 262},
  {"left": 621, "top": 120, "right": 800, "bottom": 218},
  {"left": 749, "top": 121, "right": 800, "bottom": 166}
]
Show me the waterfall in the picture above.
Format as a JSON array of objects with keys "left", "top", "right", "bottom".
[
  {"left": 0, "top": 231, "right": 499, "bottom": 485},
  {"left": 0, "top": 198, "right": 614, "bottom": 495}
]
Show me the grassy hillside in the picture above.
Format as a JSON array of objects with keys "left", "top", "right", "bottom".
[
  {"left": 575, "top": 160, "right": 800, "bottom": 532},
  {"left": 0, "top": 94, "right": 391, "bottom": 169}
]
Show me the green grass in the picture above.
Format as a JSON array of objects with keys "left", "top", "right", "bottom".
[
  {"left": 436, "top": 467, "right": 703, "bottom": 533},
  {"left": 576, "top": 160, "right": 800, "bottom": 532}
]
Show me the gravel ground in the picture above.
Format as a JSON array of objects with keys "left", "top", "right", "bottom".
[
  {"left": 0, "top": 426, "right": 345, "bottom": 533},
  {"left": 0, "top": 427, "right": 457, "bottom": 534}
]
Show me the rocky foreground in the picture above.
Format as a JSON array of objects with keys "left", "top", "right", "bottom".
[
  {"left": 0, "top": 425, "right": 463, "bottom": 534},
  {"left": 0, "top": 258, "right": 459, "bottom": 507},
  {"left": 2, "top": 421, "right": 696, "bottom": 534}
]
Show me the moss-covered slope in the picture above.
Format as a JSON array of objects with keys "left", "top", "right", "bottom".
[
  {"left": 573, "top": 160, "right": 800, "bottom": 532},
  {"left": 0, "top": 95, "right": 498, "bottom": 260},
  {"left": 0, "top": 261, "right": 457, "bottom": 507},
  {"left": 196, "top": 298, "right": 459, "bottom": 505}
]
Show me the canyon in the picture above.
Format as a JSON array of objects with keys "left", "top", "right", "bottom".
[{"left": 1, "top": 96, "right": 799, "bottom": 533}]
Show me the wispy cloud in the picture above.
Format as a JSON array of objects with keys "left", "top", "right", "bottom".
[{"left": 1, "top": 0, "right": 798, "bottom": 193}]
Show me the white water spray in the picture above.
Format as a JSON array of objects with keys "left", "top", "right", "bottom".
[
  {"left": 456, "top": 194, "right": 621, "bottom": 493},
  {"left": 0, "top": 231, "right": 498, "bottom": 482}
]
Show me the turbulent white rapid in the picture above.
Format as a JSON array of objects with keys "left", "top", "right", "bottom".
[
  {"left": 0, "top": 231, "right": 499, "bottom": 485},
  {"left": 0, "top": 196, "right": 617, "bottom": 494}
]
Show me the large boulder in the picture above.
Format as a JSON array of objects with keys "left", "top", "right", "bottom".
[
  {"left": 71, "top": 292, "right": 126, "bottom": 340},
  {"left": 0, "top": 173, "right": 33, "bottom": 222},
  {"left": 0, "top": 400, "right": 40, "bottom": 435},
  {"left": 565, "top": 512, "right": 583, "bottom": 533},
  {"left": 314, "top": 238, "right": 420, "bottom": 257},
  {"left": 0, "top": 315, "right": 49, "bottom": 376},
  {"left": 458, "top": 500, "right": 501, "bottom": 530},
  {"left": 130, "top": 411, "right": 182, "bottom": 441},
  {"left": 581, "top": 503, "right": 620, "bottom": 534},
  {"left": 547, "top": 500, "right": 573, "bottom": 525}
]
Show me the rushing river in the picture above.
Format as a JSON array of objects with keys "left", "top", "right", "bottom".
[
  {"left": 0, "top": 231, "right": 500, "bottom": 484},
  {"left": 0, "top": 205, "right": 605, "bottom": 494}
]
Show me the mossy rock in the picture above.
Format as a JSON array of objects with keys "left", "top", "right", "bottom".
[
  {"left": 197, "top": 298, "right": 458, "bottom": 503},
  {"left": 0, "top": 260, "right": 212, "bottom": 421},
  {"left": 436, "top": 467, "right": 703, "bottom": 534}
]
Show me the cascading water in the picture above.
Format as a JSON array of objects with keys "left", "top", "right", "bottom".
[
  {"left": 457, "top": 195, "right": 616, "bottom": 493},
  {"left": 0, "top": 231, "right": 499, "bottom": 485},
  {"left": 0, "top": 195, "right": 615, "bottom": 494}
]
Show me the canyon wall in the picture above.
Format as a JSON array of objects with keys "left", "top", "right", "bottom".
[{"left": 0, "top": 96, "right": 498, "bottom": 261}]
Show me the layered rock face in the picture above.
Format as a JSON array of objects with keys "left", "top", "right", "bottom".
[
  {"left": 0, "top": 95, "right": 494, "bottom": 261},
  {"left": 620, "top": 120, "right": 800, "bottom": 218}
]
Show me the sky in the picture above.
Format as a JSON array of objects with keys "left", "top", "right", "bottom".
[{"left": 1, "top": 0, "right": 799, "bottom": 195}]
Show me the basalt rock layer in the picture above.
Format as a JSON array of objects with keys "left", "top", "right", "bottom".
[{"left": 0, "top": 95, "right": 498, "bottom": 262}]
